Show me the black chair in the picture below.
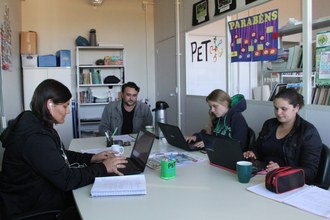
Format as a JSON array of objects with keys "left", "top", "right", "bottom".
[
  {"left": 11, "top": 210, "right": 62, "bottom": 220},
  {"left": 247, "top": 127, "right": 256, "bottom": 151},
  {"left": 314, "top": 144, "right": 330, "bottom": 190}
]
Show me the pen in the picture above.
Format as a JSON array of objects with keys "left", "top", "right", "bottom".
[
  {"left": 105, "top": 131, "right": 110, "bottom": 141},
  {"left": 112, "top": 127, "right": 118, "bottom": 138}
]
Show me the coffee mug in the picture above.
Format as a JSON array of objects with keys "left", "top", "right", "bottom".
[
  {"left": 236, "top": 161, "right": 253, "bottom": 183},
  {"left": 145, "top": 125, "right": 154, "bottom": 133},
  {"left": 109, "top": 144, "right": 124, "bottom": 155}
]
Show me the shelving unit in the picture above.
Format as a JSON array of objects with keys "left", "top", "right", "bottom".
[
  {"left": 260, "top": 16, "right": 330, "bottom": 103},
  {"left": 76, "top": 46, "right": 125, "bottom": 138}
]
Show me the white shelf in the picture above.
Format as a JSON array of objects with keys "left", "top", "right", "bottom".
[
  {"left": 279, "top": 16, "right": 330, "bottom": 37},
  {"left": 79, "top": 83, "right": 123, "bottom": 87},
  {"left": 76, "top": 46, "right": 125, "bottom": 138},
  {"left": 79, "top": 65, "right": 124, "bottom": 68}
]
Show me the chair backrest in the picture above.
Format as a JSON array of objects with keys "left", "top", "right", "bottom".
[
  {"left": 247, "top": 127, "right": 256, "bottom": 151},
  {"left": 314, "top": 144, "right": 330, "bottom": 190}
]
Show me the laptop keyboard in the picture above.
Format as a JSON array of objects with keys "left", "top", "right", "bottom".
[{"left": 118, "top": 159, "right": 139, "bottom": 173}]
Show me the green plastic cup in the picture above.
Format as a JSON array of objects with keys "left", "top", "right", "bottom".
[{"left": 160, "top": 159, "right": 176, "bottom": 180}]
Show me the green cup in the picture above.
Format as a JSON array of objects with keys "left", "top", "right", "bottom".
[
  {"left": 236, "top": 161, "right": 252, "bottom": 183},
  {"left": 160, "top": 159, "right": 176, "bottom": 180}
]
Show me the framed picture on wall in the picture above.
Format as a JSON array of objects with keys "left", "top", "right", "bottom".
[
  {"left": 192, "top": 0, "right": 209, "bottom": 26},
  {"left": 214, "top": 0, "right": 236, "bottom": 16}
]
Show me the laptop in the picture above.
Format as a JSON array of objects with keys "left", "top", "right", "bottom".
[
  {"left": 201, "top": 134, "right": 266, "bottom": 173},
  {"left": 117, "top": 129, "right": 155, "bottom": 175},
  {"left": 157, "top": 122, "right": 201, "bottom": 151}
]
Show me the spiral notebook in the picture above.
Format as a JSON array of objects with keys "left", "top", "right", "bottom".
[{"left": 90, "top": 174, "right": 146, "bottom": 197}]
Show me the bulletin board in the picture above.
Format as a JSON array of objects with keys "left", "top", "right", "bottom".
[{"left": 186, "top": 34, "right": 226, "bottom": 96}]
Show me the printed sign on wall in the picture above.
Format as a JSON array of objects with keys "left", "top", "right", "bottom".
[
  {"left": 186, "top": 35, "right": 226, "bottom": 96},
  {"left": 214, "top": 0, "right": 236, "bottom": 16},
  {"left": 228, "top": 9, "right": 279, "bottom": 62}
]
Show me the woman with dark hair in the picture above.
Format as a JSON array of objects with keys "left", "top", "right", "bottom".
[
  {"left": 186, "top": 89, "right": 249, "bottom": 151},
  {"left": 0, "top": 79, "right": 127, "bottom": 219},
  {"left": 244, "top": 88, "right": 322, "bottom": 184}
]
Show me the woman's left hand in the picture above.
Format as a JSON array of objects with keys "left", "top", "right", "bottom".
[
  {"left": 266, "top": 161, "right": 280, "bottom": 172},
  {"left": 91, "top": 151, "right": 116, "bottom": 163}
]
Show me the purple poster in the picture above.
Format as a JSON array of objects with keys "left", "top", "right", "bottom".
[{"left": 228, "top": 9, "right": 279, "bottom": 62}]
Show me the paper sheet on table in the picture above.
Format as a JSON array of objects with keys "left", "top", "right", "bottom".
[
  {"left": 90, "top": 174, "right": 146, "bottom": 197},
  {"left": 247, "top": 183, "right": 310, "bottom": 202},
  {"left": 147, "top": 151, "right": 206, "bottom": 170},
  {"left": 247, "top": 183, "right": 330, "bottom": 218},
  {"left": 113, "top": 134, "right": 136, "bottom": 142}
]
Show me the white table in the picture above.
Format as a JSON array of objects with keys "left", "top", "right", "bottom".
[{"left": 70, "top": 137, "right": 321, "bottom": 220}]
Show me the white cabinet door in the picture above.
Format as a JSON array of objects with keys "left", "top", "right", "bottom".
[
  {"left": 23, "top": 67, "right": 74, "bottom": 147},
  {"left": 23, "top": 68, "right": 48, "bottom": 110}
]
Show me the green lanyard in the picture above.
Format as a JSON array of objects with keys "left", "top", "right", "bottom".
[{"left": 213, "top": 115, "right": 232, "bottom": 138}]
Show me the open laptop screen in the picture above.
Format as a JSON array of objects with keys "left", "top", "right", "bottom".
[{"left": 131, "top": 129, "right": 155, "bottom": 168}]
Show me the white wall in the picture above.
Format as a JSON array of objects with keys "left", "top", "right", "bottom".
[
  {"left": 0, "top": 0, "right": 22, "bottom": 170},
  {"left": 21, "top": 0, "right": 155, "bottom": 108}
]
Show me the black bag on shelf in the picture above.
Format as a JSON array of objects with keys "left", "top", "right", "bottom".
[
  {"left": 104, "top": 75, "right": 120, "bottom": 84},
  {"left": 265, "top": 167, "right": 305, "bottom": 194},
  {"left": 75, "top": 36, "right": 89, "bottom": 46}
]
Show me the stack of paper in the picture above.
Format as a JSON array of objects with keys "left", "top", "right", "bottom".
[
  {"left": 91, "top": 174, "right": 146, "bottom": 197},
  {"left": 247, "top": 183, "right": 330, "bottom": 218}
]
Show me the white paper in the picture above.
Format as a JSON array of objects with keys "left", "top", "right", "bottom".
[
  {"left": 147, "top": 151, "right": 206, "bottom": 170},
  {"left": 284, "top": 186, "right": 330, "bottom": 218},
  {"left": 247, "top": 183, "right": 310, "bottom": 202},
  {"left": 247, "top": 183, "right": 330, "bottom": 218},
  {"left": 91, "top": 174, "right": 146, "bottom": 197},
  {"left": 113, "top": 134, "right": 136, "bottom": 142}
]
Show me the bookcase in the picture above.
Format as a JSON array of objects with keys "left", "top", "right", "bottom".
[
  {"left": 260, "top": 16, "right": 330, "bottom": 104},
  {"left": 75, "top": 46, "right": 125, "bottom": 138}
]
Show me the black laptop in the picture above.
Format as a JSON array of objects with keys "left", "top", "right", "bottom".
[
  {"left": 201, "top": 134, "right": 266, "bottom": 172},
  {"left": 157, "top": 122, "right": 201, "bottom": 151},
  {"left": 118, "top": 129, "right": 155, "bottom": 175}
]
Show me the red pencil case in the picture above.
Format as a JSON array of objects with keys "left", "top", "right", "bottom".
[{"left": 265, "top": 167, "right": 305, "bottom": 194}]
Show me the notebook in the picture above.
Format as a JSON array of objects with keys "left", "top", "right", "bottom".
[
  {"left": 157, "top": 122, "right": 201, "bottom": 151},
  {"left": 201, "top": 134, "right": 266, "bottom": 172},
  {"left": 117, "top": 129, "right": 155, "bottom": 175}
]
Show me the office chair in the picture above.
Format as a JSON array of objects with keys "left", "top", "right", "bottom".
[
  {"left": 314, "top": 144, "right": 330, "bottom": 190},
  {"left": 247, "top": 127, "right": 256, "bottom": 151},
  {"left": 11, "top": 210, "right": 62, "bottom": 220}
]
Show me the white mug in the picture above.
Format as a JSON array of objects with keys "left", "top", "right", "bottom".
[
  {"left": 110, "top": 144, "right": 124, "bottom": 155},
  {"left": 145, "top": 125, "right": 154, "bottom": 133}
]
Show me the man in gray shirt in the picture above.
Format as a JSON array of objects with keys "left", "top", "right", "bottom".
[{"left": 99, "top": 82, "right": 153, "bottom": 135}]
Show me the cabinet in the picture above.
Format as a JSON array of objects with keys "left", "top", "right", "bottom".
[
  {"left": 260, "top": 16, "right": 330, "bottom": 103},
  {"left": 76, "top": 46, "right": 125, "bottom": 138},
  {"left": 22, "top": 67, "right": 75, "bottom": 147}
]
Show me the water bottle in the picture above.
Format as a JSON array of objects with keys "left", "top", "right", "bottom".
[
  {"left": 89, "top": 29, "right": 97, "bottom": 46},
  {"left": 152, "top": 101, "right": 169, "bottom": 138}
]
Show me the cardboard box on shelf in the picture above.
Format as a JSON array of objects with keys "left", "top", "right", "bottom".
[
  {"left": 20, "top": 31, "right": 38, "bottom": 54},
  {"left": 56, "top": 50, "right": 71, "bottom": 67},
  {"left": 38, "top": 55, "right": 57, "bottom": 67},
  {"left": 21, "top": 55, "right": 38, "bottom": 67}
]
